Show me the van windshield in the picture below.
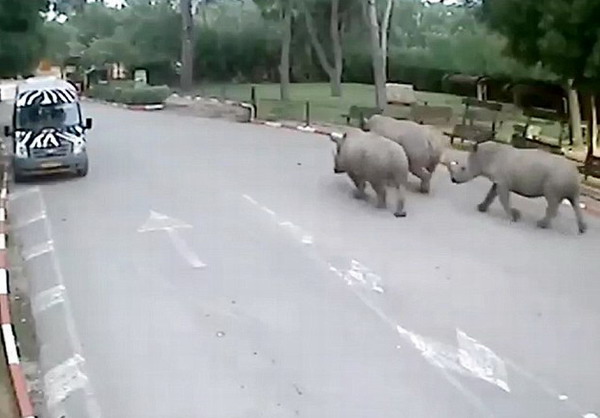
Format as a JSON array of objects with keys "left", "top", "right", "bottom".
[{"left": 16, "top": 102, "right": 81, "bottom": 130}]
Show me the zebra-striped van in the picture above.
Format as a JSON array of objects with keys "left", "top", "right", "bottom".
[{"left": 3, "top": 77, "right": 93, "bottom": 182}]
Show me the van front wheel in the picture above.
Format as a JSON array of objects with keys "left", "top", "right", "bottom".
[{"left": 77, "top": 161, "right": 89, "bottom": 177}]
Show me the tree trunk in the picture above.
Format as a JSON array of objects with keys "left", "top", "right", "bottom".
[
  {"left": 279, "top": 1, "right": 292, "bottom": 101},
  {"left": 302, "top": 0, "right": 343, "bottom": 97},
  {"left": 180, "top": 0, "right": 194, "bottom": 92},
  {"left": 588, "top": 94, "right": 598, "bottom": 156},
  {"left": 365, "top": 0, "right": 386, "bottom": 110},
  {"left": 567, "top": 79, "right": 583, "bottom": 145},
  {"left": 380, "top": 0, "right": 394, "bottom": 77}
]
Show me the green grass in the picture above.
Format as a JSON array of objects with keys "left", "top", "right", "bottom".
[{"left": 195, "top": 82, "right": 568, "bottom": 145}]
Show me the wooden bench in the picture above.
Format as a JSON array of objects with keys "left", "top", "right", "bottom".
[
  {"left": 582, "top": 146, "right": 600, "bottom": 180},
  {"left": 410, "top": 104, "right": 453, "bottom": 125},
  {"left": 511, "top": 107, "right": 570, "bottom": 154},
  {"left": 342, "top": 106, "right": 381, "bottom": 127},
  {"left": 449, "top": 98, "right": 503, "bottom": 144}
]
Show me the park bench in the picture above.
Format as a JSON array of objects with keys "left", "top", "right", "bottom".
[
  {"left": 449, "top": 98, "right": 502, "bottom": 144},
  {"left": 581, "top": 142, "right": 600, "bottom": 180},
  {"left": 342, "top": 105, "right": 381, "bottom": 127},
  {"left": 510, "top": 107, "right": 570, "bottom": 155},
  {"left": 410, "top": 103, "right": 453, "bottom": 125}
]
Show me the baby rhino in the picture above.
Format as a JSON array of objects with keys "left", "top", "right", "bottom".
[
  {"left": 449, "top": 141, "right": 587, "bottom": 234},
  {"left": 364, "top": 115, "right": 443, "bottom": 194},
  {"left": 330, "top": 130, "right": 409, "bottom": 217}
]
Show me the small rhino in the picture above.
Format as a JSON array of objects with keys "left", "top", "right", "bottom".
[
  {"left": 330, "top": 130, "right": 409, "bottom": 217},
  {"left": 448, "top": 141, "right": 587, "bottom": 234},
  {"left": 364, "top": 115, "right": 443, "bottom": 194}
]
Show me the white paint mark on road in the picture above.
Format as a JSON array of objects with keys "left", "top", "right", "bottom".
[
  {"left": 32, "top": 285, "right": 66, "bottom": 315},
  {"left": 45, "top": 354, "right": 89, "bottom": 410},
  {"left": 342, "top": 259, "right": 385, "bottom": 294},
  {"left": 261, "top": 206, "right": 276, "bottom": 216},
  {"left": 559, "top": 394, "right": 569, "bottom": 401},
  {"left": 7, "top": 187, "right": 41, "bottom": 201},
  {"left": 166, "top": 229, "right": 207, "bottom": 269},
  {"left": 138, "top": 210, "right": 206, "bottom": 269},
  {"left": 583, "top": 413, "right": 599, "bottom": 418},
  {"left": 12, "top": 211, "right": 47, "bottom": 229},
  {"left": 243, "top": 194, "right": 258, "bottom": 206},
  {"left": 22, "top": 240, "right": 54, "bottom": 261},
  {"left": 137, "top": 210, "right": 192, "bottom": 232},
  {"left": 456, "top": 329, "right": 510, "bottom": 392}
]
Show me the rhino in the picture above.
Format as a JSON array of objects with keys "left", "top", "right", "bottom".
[
  {"left": 330, "top": 130, "right": 409, "bottom": 217},
  {"left": 448, "top": 141, "right": 587, "bottom": 234},
  {"left": 363, "top": 115, "right": 443, "bottom": 194}
]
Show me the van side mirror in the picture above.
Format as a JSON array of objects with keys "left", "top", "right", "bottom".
[
  {"left": 3, "top": 126, "right": 11, "bottom": 137},
  {"left": 85, "top": 118, "right": 93, "bottom": 130}
]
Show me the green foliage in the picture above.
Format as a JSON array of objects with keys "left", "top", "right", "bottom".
[
  {"left": 88, "top": 82, "right": 171, "bottom": 105},
  {"left": 0, "top": 0, "right": 46, "bottom": 77},
  {"left": 482, "top": 0, "right": 600, "bottom": 84}
]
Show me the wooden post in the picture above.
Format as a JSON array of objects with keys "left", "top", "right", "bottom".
[{"left": 305, "top": 101, "right": 311, "bottom": 126}]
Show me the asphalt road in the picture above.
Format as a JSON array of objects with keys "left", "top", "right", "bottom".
[{"left": 5, "top": 102, "right": 600, "bottom": 418}]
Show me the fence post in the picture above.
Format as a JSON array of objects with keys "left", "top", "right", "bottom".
[
  {"left": 305, "top": 101, "right": 311, "bottom": 126},
  {"left": 251, "top": 85, "right": 257, "bottom": 117}
]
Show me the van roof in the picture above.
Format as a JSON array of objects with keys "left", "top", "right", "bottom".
[{"left": 16, "top": 77, "right": 79, "bottom": 108}]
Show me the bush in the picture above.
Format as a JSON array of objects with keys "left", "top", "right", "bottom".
[
  {"left": 88, "top": 83, "right": 171, "bottom": 105},
  {"left": 118, "top": 85, "right": 171, "bottom": 105}
]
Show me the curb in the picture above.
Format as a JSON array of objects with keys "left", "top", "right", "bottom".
[
  {"left": 0, "top": 169, "right": 36, "bottom": 418},
  {"left": 81, "top": 97, "right": 164, "bottom": 111}
]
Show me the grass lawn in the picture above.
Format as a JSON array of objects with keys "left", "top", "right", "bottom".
[{"left": 195, "top": 82, "right": 569, "bottom": 145}]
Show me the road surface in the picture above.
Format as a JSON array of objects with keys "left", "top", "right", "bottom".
[{"left": 5, "top": 102, "right": 600, "bottom": 418}]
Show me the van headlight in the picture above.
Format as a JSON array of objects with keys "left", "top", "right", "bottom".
[
  {"left": 15, "top": 142, "right": 28, "bottom": 158},
  {"left": 73, "top": 140, "right": 86, "bottom": 154}
]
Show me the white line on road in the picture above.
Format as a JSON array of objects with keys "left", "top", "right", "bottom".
[
  {"left": 22, "top": 240, "right": 54, "bottom": 261},
  {"left": 32, "top": 284, "right": 66, "bottom": 315},
  {"left": 242, "top": 193, "right": 496, "bottom": 415},
  {"left": 138, "top": 210, "right": 207, "bottom": 269},
  {"left": 166, "top": 228, "right": 207, "bottom": 269},
  {"left": 12, "top": 211, "right": 47, "bottom": 230}
]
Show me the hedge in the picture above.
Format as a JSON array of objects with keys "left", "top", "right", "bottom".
[{"left": 88, "top": 83, "right": 171, "bottom": 105}]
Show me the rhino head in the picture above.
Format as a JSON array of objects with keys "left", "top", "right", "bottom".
[
  {"left": 329, "top": 132, "right": 348, "bottom": 174},
  {"left": 449, "top": 142, "right": 484, "bottom": 184}
]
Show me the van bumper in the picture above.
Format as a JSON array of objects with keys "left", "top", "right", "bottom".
[{"left": 13, "top": 153, "right": 88, "bottom": 177}]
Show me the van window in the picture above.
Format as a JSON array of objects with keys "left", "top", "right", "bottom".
[{"left": 16, "top": 102, "right": 81, "bottom": 130}]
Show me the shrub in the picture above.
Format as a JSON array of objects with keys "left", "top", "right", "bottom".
[
  {"left": 118, "top": 85, "right": 171, "bottom": 105},
  {"left": 88, "top": 83, "right": 171, "bottom": 105}
]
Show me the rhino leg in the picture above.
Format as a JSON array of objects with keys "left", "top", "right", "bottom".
[
  {"left": 478, "top": 183, "right": 498, "bottom": 212},
  {"left": 537, "top": 195, "right": 560, "bottom": 230},
  {"left": 372, "top": 182, "right": 387, "bottom": 209},
  {"left": 349, "top": 173, "right": 367, "bottom": 200},
  {"left": 417, "top": 168, "right": 433, "bottom": 194},
  {"left": 394, "top": 183, "right": 407, "bottom": 218},
  {"left": 498, "top": 184, "right": 521, "bottom": 222},
  {"left": 567, "top": 196, "right": 588, "bottom": 234}
]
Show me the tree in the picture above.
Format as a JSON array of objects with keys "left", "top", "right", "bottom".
[
  {"left": 481, "top": 0, "right": 600, "bottom": 147},
  {"left": 363, "top": 0, "right": 394, "bottom": 109},
  {"left": 180, "top": 0, "right": 194, "bottom": 91},
  {"left": 300, "top": 0, "right": 347, "bottom": 97},
  {"left": 0, "top": 0, "right": 46, "bottom": 77},
  {"left": 254, "top": 0, "right": 295, "bottom": 100}
]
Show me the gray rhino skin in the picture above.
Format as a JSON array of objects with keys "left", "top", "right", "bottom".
[
  {"left": 364, "top": 115, "right": 443, "bottom": 193},
  {"left": 449, "top": 141, "right": 587, "bottom": 234},
  {"left": 330, "top": 130, "right": 410, "bottom": 217}
]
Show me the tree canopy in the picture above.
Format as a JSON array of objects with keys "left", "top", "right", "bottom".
[
  {"left": 0, "top": 0, "right": 46, "bottom": 77},
  {"left": 481, "top": 0, "right": 600, "bottom": 86}
]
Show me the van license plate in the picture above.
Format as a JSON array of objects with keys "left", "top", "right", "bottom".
[{"left": 41, "top": 162, "right": 61, "bottom": 168}]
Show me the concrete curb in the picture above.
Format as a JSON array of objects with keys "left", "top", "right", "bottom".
[
  {"left": 81, "top": 97, "right": 164, "bottom": 111},
  {"left": 0, "top": 170, "right": 36, "bottom": 418}
]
